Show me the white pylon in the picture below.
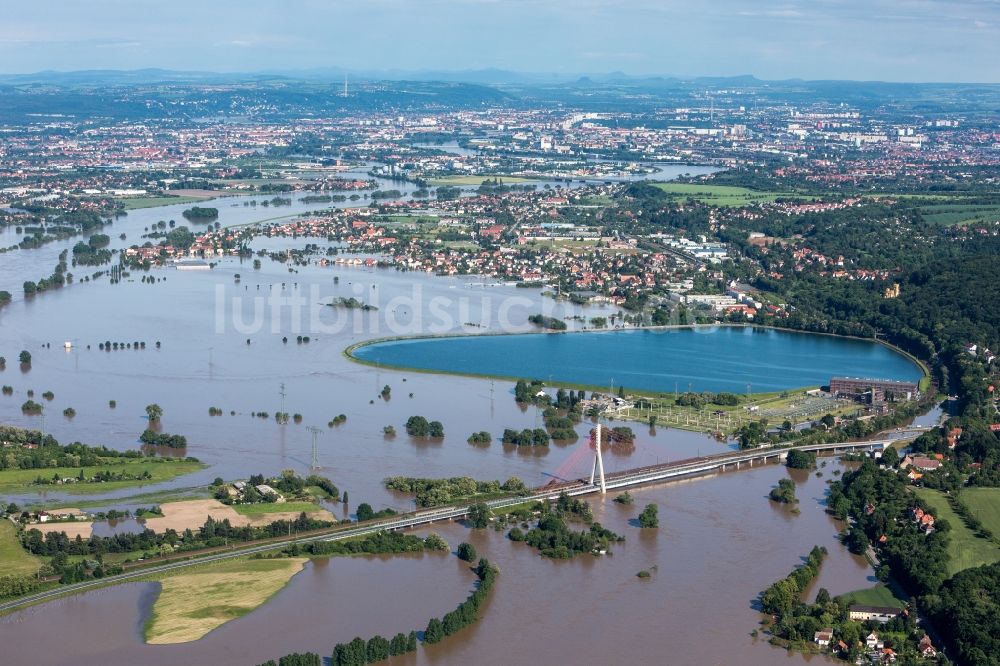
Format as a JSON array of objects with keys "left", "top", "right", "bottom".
[{"left": 589, "top": 422, "right": 607, "bottom": 494}]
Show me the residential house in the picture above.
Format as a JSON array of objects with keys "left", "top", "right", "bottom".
[{"left": 814, "top": 629, "right": 834, "bottom": 647}]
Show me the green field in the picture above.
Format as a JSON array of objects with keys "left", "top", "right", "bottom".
[
  {"left": 958, "top": 487, "right": 1000, "bottom": 537},
  {"left": 429, "top": 175, "right": 538, "bottom": 186},
  {"left": 144, "top": 557, "right": 307, "bottom": 644},
  {"left": 835, "top": 583, "right": 906, "bottom": 609},
  {"left": 0, "top": 460, "right": 205, "bottom": 495},
  {"left": 0, "top": 520, "right": 41, "bottom": 577},
  {"left": 230, "top": 501, "right": 320, "bottom": 516},
  {"left": 913, "top": 487, "right": 1000, "bottom": 575},
  {"left": 650, "top": 182, "right": 809, "bottom": 207},
  {"left": 915, "top": 202, "right": 1000, "bottom": 227},
  {"left": 117, "top": 195, "right": 205, "bottom": 210}
]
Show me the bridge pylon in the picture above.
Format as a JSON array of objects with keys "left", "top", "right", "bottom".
[{"left": 589, "top": 422, "right": 607, "bottom": 494}]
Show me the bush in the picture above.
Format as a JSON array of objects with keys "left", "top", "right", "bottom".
[
  {"left": 638, "top": 504, "right": 659, "bottom": 528},
  {"left": 457, "top": 542, "right": 477, "bottom": 562}
]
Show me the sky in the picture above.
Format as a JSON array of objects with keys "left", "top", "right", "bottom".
[{"left": 1, "top": 0, "right": 999, "bottom": 82}]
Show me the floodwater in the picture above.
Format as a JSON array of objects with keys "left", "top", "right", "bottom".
[
  {"left": 0, "top": 551, "right": 471, "bottom": 666},
  {"left": 354, "top": 327, "right": 922, "bottom": 394},
  {"left": 0, "top": 195, "right": 732, "bottom": 510},
  {"left": 0, "top": 460, "right": 872, "bottom": 665},
  {"left": 0, "top": 183, "right": 894, "bottom": 665}
]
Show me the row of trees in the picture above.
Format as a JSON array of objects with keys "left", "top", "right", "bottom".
[
  {"left": 23, "top": 512, "right": 335, "bottom": 559},
  {"left": 760, "top": 545, "right": 827, "bottom": 616}
]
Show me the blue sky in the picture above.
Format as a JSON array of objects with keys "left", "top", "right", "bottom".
[{"left": 2, "top": 0, "right": 998, "bottom": 81}]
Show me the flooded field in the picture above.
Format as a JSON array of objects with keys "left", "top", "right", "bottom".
[
  {"left": 0, "top": 460, "right": 869, "bottom": 665},
  {"left": 0, "top": 187, "right": 889, "bottom": 665}
]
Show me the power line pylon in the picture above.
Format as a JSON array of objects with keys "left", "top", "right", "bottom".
[{"left": 307, "top": 426, "right": 322, "bottom": 470}]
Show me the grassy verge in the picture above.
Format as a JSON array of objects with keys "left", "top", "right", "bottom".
[
  {"left": 143, "top": 556, "right": 307, "bottom": 644},
  {"left": 0, "top": 520, "right": 41, "bottom": 577},
  {"left": 957, "top": 487, "right": 1000, "bottom": 536},
  {"left": 230, "top": 501, "right": 321, "bottom": 517},
  {"left": 835, "top": 583, "right": 906, "bottom": 609},
  {"left": 0, "top": 460, "right": 205, "bottom": 495},
  {"left": 913, "top": 487, "right": 1000, "bottom": 575}
]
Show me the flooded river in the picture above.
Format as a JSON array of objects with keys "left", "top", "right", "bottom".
[
  {"left": 0, "top": 460, "right": 870, "bottom": 665},
  {"left": 0, "top": 185, "right": 890, "bottom": 665}
]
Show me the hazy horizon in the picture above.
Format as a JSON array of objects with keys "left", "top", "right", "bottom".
[{"left": 3, "top": 0, "right": 999, "bottom": 83}]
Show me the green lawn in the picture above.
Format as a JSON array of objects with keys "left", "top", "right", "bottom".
[
  {"left": 0, "top": 460, "right": 205, "bottom": 495},
  {"left": 958, "top": 487, "right": 1000, "bottom": 537},
  {"left": 230, "top": 501, "right": 320, "bottom": 516},
  {"left": 913, "top": 487, "right": 1000, "bottom": 575},
  {"left": 650, "top": 182, "right": 809, "bottom": 207},
  {"left": 836, "top": 584, "right": 906, "bottom": 609},
  {"left": 117, "top": 195, "right": 205, "bottom": 210},
  {"left": 0, "top": 520, "right": 41, "bottom": 577}
]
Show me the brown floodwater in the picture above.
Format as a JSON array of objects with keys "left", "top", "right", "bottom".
[
  {"left": 0, "top": 207, "right": 724, "bottom": 512},
  {"left": 0, "top": 192, "right": 883, "bottom": 665},
  {"left": 0, "top": 460, "right": 871, "bottom": 665},
  {"left": 0, "top": 551, "right": 471, "bottom": 666}
]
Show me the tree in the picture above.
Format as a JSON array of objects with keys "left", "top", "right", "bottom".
[
  {"left": 145, "top": 403, "right": 163, "bottom": 423},
  {"left": 356, "top": 503, "right": 374, "bottom": 522},
  {"left": 424, "top": 533, "right": 448, "bottom": 551},
  {"left": 366, "top": 635, "right": 390, "bottom": 662},
  {"left": 737, "top": 420, "right": 768, "bottom": 449},
  {"left": 638, "top": 504, "right": 659, "bottom": 528},
  {"left": 332, "top": 637, "right": 367, "bottom": 666},
  {"left": 18, "top": 350, "right": 31, "bottom": 366},
  {"left": 467, "top": 502, "right": 490, "bottom": 528},
  {"left": 786, "top": 449, "right": 816, "bottom": 469},
  {"left": 389, "top": 633, "right": 408, "bottom": 656},
  {"left": 424, "top": 617, "right": 445, "bottom": 644},
  {"left": 457, "top": 542, "right": 477, "bottom": 562},
  {"left": 880, "top": 446, "right": 899, "bottom": 468}
]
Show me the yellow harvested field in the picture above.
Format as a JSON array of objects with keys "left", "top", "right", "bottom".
[
  {"left": 141, "top": 499, "right": 334, "bottom": 533},
  {"left": 26, "top": 521, "right": 93, "bottom": 538},
  {"left": 145, "top": 557, "right": 307, "bottom": 644}
]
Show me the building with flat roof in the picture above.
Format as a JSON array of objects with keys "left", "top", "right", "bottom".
[
  {"left": 848, "top": 605, "right": 903, "bottom": 623},
  {"left": 829, "top": 376, "right": 917, "bottom": 400}
]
